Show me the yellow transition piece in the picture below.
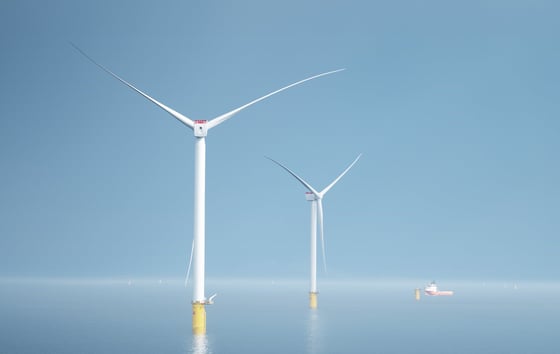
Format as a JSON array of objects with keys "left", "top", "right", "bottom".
[
  {"left": 309, "top": 292, "right": 318, "bottom": 309},
  {"left": 192, "top": 302, "right": 206, "bottom": 334}
]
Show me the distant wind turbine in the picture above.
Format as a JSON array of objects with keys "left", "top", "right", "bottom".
[
  {"left": 267, "top": 154, "right": 361, "bottom": 309},
  {"left": 72, "top": 43, "right": 343, "bottom": 333}
]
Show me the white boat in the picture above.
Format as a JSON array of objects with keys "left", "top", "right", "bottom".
[{"left": 424, "top": 281, "right": 454, "bottom": 296}]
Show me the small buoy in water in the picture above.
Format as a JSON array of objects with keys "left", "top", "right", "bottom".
[{"left": 414, "top": 288, "right": 421, "bottom": 301}]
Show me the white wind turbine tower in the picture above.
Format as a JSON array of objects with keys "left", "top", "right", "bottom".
[
  {"left": 73, "top": 44, "right": 343, "bottom": 333},
  {"left": 267, "top": 154, "right": 361, "bottom": 308}
]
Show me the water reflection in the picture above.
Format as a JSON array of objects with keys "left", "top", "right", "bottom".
[
  {"left": 189, "top": 334, "right": 212, "bottom": 354},
  {"left": 306, "top": 310, "right": 323, "bottom": 354}
]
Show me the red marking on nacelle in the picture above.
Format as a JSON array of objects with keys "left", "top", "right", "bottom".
[
  {"left": 194, "top": 120, "right": 207, "bottom": 124},
  {"left": 305, "top": 192, "right": 313, "bottom": 194}
]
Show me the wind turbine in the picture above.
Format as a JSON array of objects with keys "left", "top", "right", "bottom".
[
  {"left": 267, "top": 154, "right": 361, "bottom": 308},
  {"left": 73, "top": 44, "right": 344, "bottom": 333}
]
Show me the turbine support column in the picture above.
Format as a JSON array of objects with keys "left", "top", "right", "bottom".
[
  {"left": 306, "top": 192, "right": 318, "bottom": 297},
  {"left": 192, "top": 302, "right": 206, "bottom": 334},
  {"left": 193, "top": 135, "right": 206, "bottom": 305}
]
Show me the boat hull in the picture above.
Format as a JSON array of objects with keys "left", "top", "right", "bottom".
[{"left": 424, "top": 290, "right": 454, "bottom": 296}]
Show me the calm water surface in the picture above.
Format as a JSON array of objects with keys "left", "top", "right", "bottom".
[{"left": 1, "top": 278, "right": 559, "bottom": 353}]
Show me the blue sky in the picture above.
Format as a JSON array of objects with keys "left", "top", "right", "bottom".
[{"left": 1, "top": 0, "right": 558, "bottom": 281}]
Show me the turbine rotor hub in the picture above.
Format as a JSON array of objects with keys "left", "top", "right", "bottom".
[
  {"left": 305, "top": 192, "right": 318, "bottom": 201},
  {"left": 194, "top": 120, "right": 208, "bottom": 137}
]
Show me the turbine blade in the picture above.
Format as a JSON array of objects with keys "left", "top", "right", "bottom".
[
  {"left": 184, "top": 239, "right": 195, "bottom": 288},
  {"left": 320, "top": 153, "right": 362, "bottom": 197},
  {"left": 206, "top": 69, "right": 345, "bottom": 130},
  {"left": 265, "top": 156, "right": 320, "bottom": 196},
  {"left": 71, "top": 43, "right": 194, "bottom": 129},
  {"left": 318, "top": 199, "right": 327, "bottom": 274},
  {"left": 208, "top": 293, "right": 218, "bottom": 304}
]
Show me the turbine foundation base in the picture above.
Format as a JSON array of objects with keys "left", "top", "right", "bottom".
[
  {"left": 414, "top": 288, "right": 421, "bottom": 301},
  {"left": 309, "top": 292, "right": 318, "bottom": 309},
  {"left": 192, "top": 302, "right": 206, "bottom": 334}
]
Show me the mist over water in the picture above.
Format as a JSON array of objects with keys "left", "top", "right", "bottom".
[{"left": 1, "top": 278, "right": 559, "bottom": 353}]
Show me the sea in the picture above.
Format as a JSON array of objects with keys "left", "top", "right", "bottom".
[{"left": 1, "top": 277, "right": 559, "bottom": 354}]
